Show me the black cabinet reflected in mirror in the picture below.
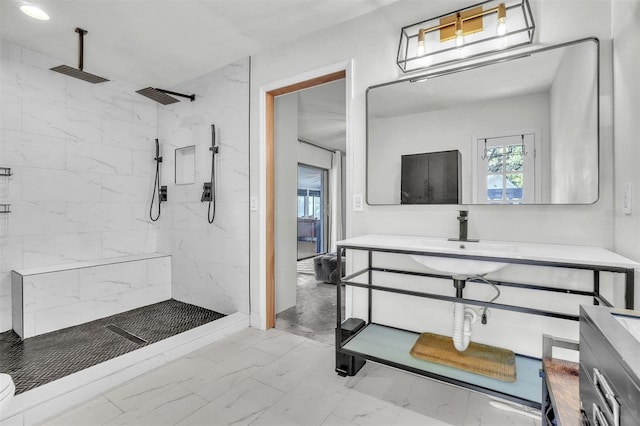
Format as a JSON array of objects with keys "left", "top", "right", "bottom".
[
  {"left": 367, "top": 38, "right": 599, "bottom": 205},
  {"left": 401, "top": 150, "right": 461, "bottom": 204}
]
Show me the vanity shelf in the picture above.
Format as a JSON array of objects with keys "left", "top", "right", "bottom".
[{"left": 335, "top": 234, "right": 639, "bottom": 409}]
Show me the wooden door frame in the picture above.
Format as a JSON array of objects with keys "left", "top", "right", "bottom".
[{"left": 265, "top": 69, "right": 346, "bottom": 328}]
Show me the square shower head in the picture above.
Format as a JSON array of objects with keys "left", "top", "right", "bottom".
[
  {"left": 50, "top": 65, "right": 109, "bottom": 84},
  {"left": 136, "top": 87, "right": 180, "bottom": 105}
]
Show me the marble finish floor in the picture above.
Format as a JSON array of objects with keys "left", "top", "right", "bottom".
[
  {"left": 276, "top": 273, "right": 344, "bottom": 345},
  {"left": 40, "top": 327, "right": 541, "bottom": 426}
]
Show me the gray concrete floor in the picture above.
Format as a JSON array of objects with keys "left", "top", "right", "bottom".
[{"left": 275, "top": 273, "right": 344, "bottom": 345}]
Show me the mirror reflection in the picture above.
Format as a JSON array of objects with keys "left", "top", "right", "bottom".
[{"left": 367, "top": 38, "right": 599, "bottom": 205}]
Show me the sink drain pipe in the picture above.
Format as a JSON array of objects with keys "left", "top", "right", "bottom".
[{"left": 452, "top": 279, "right": 478, "bottom": 352}]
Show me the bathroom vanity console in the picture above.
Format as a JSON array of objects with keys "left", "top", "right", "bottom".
[{"left": 334, "top": 234, "right": 639, "bottom": 409}]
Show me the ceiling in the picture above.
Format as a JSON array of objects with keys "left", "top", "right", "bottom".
[
  {"left": 0, "top": 0, "right": 395, "bottom": 88},
  {"left": 297, "top": 79, "right": 346, "bottom": 152}
]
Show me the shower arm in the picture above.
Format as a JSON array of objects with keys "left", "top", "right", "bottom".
[
  {"left": 76, "top": 27, "right": 87, "bottom": 71},
  {"left": 154, "top": 89, "right": 195, "bottom": 102}
]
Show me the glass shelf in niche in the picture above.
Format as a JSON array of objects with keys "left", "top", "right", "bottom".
[{"left": 175, "top": 145, "right": 196, "bottom": 185}]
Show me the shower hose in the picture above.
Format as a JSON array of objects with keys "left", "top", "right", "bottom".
[{"left": 149, "top": 150, "right": 161, "bottom": 222}]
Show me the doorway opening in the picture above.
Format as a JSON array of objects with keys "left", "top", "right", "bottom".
[
  {"left": 297, "top": 164, "right": 327, "bottom": 261},
  {"left": 265, "top": 70, "right": 347, "bottom": 339}
]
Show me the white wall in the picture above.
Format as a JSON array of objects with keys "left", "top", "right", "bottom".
[
  {"left": 612, "top": 0, "right": 640, "bottom": 309},
  {"left": 274, "top": 93, "right": 298, "bottom": 313},
  {"left": 0, "top": 42, "right": 158, "bottom": 331},
  {"left": 549, "top": 42, "right": 598, "bottom": 203},
  {"left": 156, "top": 58, "right": 250, "bottom": 316},
  {"left": 368, "top": 93, "right": 550, "bottom": 204},
  {"left": 249, "top": 0, "right": 626, "bottom": 356}
]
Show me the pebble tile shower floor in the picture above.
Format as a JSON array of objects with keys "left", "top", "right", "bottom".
[{"left": 0, "top": 299, "right": 225, "bottom": 394}]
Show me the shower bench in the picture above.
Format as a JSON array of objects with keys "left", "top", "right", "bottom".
[
  {"left": 334, "top": 234, "right": 638, "bottom": 409},
  {"left": 11, "top": 253, "right": 171, "bottom": 339}
]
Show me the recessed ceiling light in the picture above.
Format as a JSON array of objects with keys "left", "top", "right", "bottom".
[{"left": 18, "top": 2, "right": 50, "bottom": 20}]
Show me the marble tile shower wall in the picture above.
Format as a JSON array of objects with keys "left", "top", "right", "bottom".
[
  {"left": 156, "top": 58, "right": 250, "bottom": 316},
  {"left": 0, "top": 42, "right": 159, "bottom": 331}
]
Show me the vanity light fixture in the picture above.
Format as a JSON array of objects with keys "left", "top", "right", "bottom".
[
  {"left": 18, "top": 1, "right": 49, "bottom": 20},
  {"left": 398, "top": 0, "right": 534, "bottom": 73}
]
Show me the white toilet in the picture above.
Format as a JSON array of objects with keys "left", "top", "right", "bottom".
[{"left": 0, "top": 373, "right": 15, "bottom": 416}]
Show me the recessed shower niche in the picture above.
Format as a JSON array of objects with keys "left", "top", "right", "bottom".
[{"left": 175, "top": 145, "right": 196, "bottom": 185}]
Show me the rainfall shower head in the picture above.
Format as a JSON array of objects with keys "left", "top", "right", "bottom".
[
  {"left": 135, "top": 87, "right": 195, "bottom": 105},
  {"left": 50, "top": 28, "right": 109, "bottom": 83}
]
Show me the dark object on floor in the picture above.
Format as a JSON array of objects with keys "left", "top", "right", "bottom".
[
  {"left": 410, "top": 332, "right": 516, "bottom": 382},
  {"left": 336, "top": 318, "right": 366, "bottom": 376},
  {"left": 340, "top": 317, "right": 366, "bottom": 342},
  {"left": 313, "top": 252, "right": 345, "bottom": 284},
  {"left": 0, "top": 299, "right": 224, "bottom": 395}
]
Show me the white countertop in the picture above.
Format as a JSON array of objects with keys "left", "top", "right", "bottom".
[
  {"left": 337, "top": 234, "right": 640, "bottom": 270},
  {"left": 13, "top": 253, "right": 170, "bottom": 276}
]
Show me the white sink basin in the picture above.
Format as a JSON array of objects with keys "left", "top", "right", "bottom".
[{"left": 410, "top": 240, "right": 513, "bottom": 278}]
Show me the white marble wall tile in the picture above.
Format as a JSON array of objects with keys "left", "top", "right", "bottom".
[
  {"left": 19, "top": 47, "right": 61, "bottom": 70},
  {"left": 0, "top": 236, "right": 23, "bottom": 272},
  {"left": 66, "top": 140, "right": 132, "bottom": 175},
  {"left": 132, "top": 98, "right": 158, "bottom": 127},
  {"left": 101, "top": 229, "right": 156, "bottom": 257},
  {"left": 66, "top": 82, "right": 133, "bottom": 122},
  {"left": 1, "top": 130, "right": 67, "bottom": 169},
  {"left": 131, "top": 203, "right": 156, "bottom": 231},
  {"left": 22, "top": 168, "right": 102, "bottom": 202},
  {"left": 131, "top": 149, "right": 155, "bottom": 177},
  {"left": 115, "top": 285, "right": 171, "bottom": 312},
  {"left": 77, "top": 261, "right": 147, "bottom": 300},
  {"left": 101, "top": 119, "right": 156, "bottom": 151},
  {"left": 66, "top": 202, "right": 133, "bottom": 233},
  {"left": 101, "top": 175, "right": 150, "bottom": 203},
  {"left": 0, "top": 272, "right": 12, "bottom": 331},
  {"left": 22, "top": 232, "right": 103, "bottom": 268},
  {"left": 146, "top": 257, "right": 171, "bottom": 286},
  {"left": 0, "top": 93, "right": 22, "bottom": 131},
  {"left": 3, "top": 61, "right": 67, "bottom": 106},
  {"left": 23, "top": 99, "right": 101, "bottom": 142},
  {"left": 8, "top": 201, "right": 67, "bottom": 236},
  {"left": 0, "top": 165, "right": 22, "bottom": 200},
  {"left": 23, "top": 269, "right": 81, "bottom": 313},
  {"left": 32, "top": 295, "right": 118, "bottom": 337}
]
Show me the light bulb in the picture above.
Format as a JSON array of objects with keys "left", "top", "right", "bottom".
[
  {"left": 497, "top": 17, "right": 507, "bottom": 36},
  {"left": 455, "top": 31, "right": 465, "bottom": 48},
  {"left": 454, "top": 14, "right": 464, "bottom": 48},
  {"left": 18, "top": 2, "right": 49, "bottom": 20},
  {"left": 496, "top": 3, "right": 507, "bottom": 36},
  {"left": 417, "top": 39, "right": 425, "bottom": 56}
]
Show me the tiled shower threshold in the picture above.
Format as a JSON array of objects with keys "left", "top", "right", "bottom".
[{"left": 0, "top": 300, "right": 249, "bottom": 425}]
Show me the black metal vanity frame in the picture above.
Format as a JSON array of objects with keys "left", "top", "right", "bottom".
[{"left": 334, "top": 243, "right": 635, "bottom": 408}]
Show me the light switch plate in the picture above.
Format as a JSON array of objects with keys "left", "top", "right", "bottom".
[
  {"left": 250, "top": 196, "right": 258, "bottom": 211},
  {"left": 353, "top": 193, "right": 363, "bottom": 211}
]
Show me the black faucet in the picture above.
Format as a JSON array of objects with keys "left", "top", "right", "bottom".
[{"left": 449, "top": 210, "right": 479, "bottom": 242}]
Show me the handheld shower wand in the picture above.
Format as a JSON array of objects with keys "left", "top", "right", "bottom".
[
  {"left": 150, "top": 139, "right": 163, "bottom": 221},
  {"left": 202, "top": 124, "right": 218, "bottom": 223}
]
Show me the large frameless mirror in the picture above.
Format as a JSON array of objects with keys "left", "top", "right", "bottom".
[{"left": 367, "top": 38, "right": 599, "bottom": 205}]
